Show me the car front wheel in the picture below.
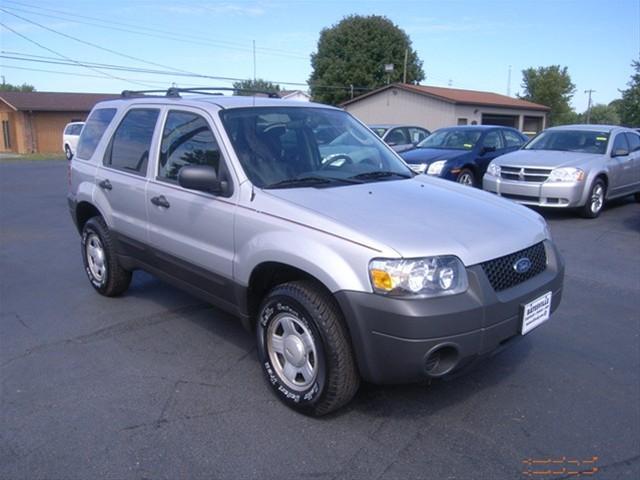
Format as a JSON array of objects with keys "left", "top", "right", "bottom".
[
  {"left": 256, "top": 281, "right": 359, "bottom": 416},
  {"left": 456, "top": 168, "right": 476, "bottom": 187},
  {"left": 581, "top": 178, "right": 606, "bottom": 218}
]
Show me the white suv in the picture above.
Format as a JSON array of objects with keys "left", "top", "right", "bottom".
[
  {"left": 68, "top": 88, "right": 564, "bottom": 415},
  {"left": 62, "top": 121, "right": 84, "bottom": 160}
]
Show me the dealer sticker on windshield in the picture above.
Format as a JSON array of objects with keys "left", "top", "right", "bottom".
[{"left": 521, "top": 292, "right": 552, "bottom": 335}]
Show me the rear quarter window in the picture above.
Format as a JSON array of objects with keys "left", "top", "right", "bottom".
[{"left": 76, "top": 109, "right": 117, "bottom": 160}]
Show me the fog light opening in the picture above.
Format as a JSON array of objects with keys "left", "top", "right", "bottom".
[{"left": 424, "top": 345, "right": 459, "bottom": 377}]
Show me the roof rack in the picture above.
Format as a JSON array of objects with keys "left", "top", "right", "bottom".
[{"left": 121, "top": 87, "right": 281, "bottom": 99}]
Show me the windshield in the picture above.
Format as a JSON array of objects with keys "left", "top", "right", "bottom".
[
  {"left": 417, "top": 129, "right": 481, "bottom": 150},
  {"left": 220, "top": 107, "right": 412, "bottom": 188},
  {"left": 524, "top": 130, "right": 609, "bottom": 154}
]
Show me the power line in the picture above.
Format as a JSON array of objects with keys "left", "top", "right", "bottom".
[
  {"left": 0, "top": 22, "right": 154, "bottom": 88},
  {"left": 1, "top": 1, "right": 309, "bottom": 60},
  {"left": 1, "top": 52, "right": 373, "bottom": 92},
  {"left": 0, "top": 65, "right": 226, "bottom": 89},
  {"left": 0, "top": 8, "right": 204, "bottom": 76}
]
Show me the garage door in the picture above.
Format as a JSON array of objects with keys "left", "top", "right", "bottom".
[{"left": 481, "top": 114, "right": 518, "bottom": 128}]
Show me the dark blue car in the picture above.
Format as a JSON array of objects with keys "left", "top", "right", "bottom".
[{"left": 400, "top": 126, "right": 528, "bottom": 186}]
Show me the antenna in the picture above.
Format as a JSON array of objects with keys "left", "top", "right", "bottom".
[{"left": 507, "top": 65, "right": 512, "bottom": 96}]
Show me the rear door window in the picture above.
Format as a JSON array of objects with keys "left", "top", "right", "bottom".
[
  {"left": 76, "top": 108, "right": 116, "bottom": 160},
  {"left": 104, "top": 109, "right": 159, "bottom": 176}
]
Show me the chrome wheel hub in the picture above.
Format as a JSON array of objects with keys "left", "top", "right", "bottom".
[
  {"left": 458, "top": 173, "right": 473, "bottom": 186},
  {"left": 267, "top": 313, "right": 317, "bottom": 391},
  {"left": 86, "top": 233, "right": 106, "bottom": 282},
  {"left": 591, "top": 184, "right": 604, "bottom": 213}
]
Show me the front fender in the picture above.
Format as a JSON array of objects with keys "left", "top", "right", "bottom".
[{"left": 234, "top": 231, "right": 371, "bottom": 293}]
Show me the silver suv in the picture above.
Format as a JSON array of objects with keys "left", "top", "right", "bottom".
[{"left": 68, "top": 88, "right": 564, "bottom": 416}]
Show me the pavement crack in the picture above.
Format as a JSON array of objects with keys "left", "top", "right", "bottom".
[{"left": 0, "top": 303, "right": 210, "bottom": 369}]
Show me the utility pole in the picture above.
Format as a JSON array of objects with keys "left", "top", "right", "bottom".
[
  {"left": 584, "top": 89, "right": 595, "bottom": 124},
  {"left": 252, "top": 40, "right": 256, "bottom": 81},
  {"left": 507, "top": 65, "right": 512, "bottom": 96},
  {"left": 350, "top": 84, "right": 354, "bottom": 99},
  {"left": 403, "top": 49, "right": 408, "bottom": 84}
]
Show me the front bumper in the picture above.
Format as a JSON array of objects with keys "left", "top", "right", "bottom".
[
  {"left": 335, "top": 240, "right": 564, "bottom": 384},
  {"left": 483, "top": 174, "right": 586, "bottom": 208}
]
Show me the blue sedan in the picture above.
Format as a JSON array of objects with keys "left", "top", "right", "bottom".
[{"left": 400, "top": 126, "right": 528, "bottom": 186}]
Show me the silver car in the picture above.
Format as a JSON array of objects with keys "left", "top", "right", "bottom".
[
  {"left": 369, "top": 124, "right": 430, "bottom": 153},
  {"left": 68, "top": 89, "right": 564, "bottom": 415},
  {"left": 483, "top": 125, "right": 640, "bottom": 217}
]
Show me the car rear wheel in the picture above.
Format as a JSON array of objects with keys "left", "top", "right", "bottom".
[
  {"left": 65, "top": 145, "right": 73, "bottom": 160},
  {"left": 581, "top": 178, "right": 606, "bottom": 218},
  {"left": 81, "top": 217, "right": 132, "bottom": 296},
  {"left": 256, "top": 280, "right": 359, "bottom": 416},
  {"left": 456, "top": 168, "right": 476, "bottom": 187}
]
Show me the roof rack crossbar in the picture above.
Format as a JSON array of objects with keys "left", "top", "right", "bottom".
[
  {"left": 121, "top": 87, "right": 281, "bottom": 99},
  {"left": 166, "top": 87, "right": 281, "bottom": 98}
]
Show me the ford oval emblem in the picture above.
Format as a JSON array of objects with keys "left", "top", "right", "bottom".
[{"left": 514, "top": 257, "right": 532, "bottom": 274}]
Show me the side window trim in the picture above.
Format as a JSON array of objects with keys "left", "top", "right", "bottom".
[
  {"left": 154, "top": 107, "right": 235, "bottom": 196},
  {"left": 102, "top": 107, "right": 161, "bottom": 177}
]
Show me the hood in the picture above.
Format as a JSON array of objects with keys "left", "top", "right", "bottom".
[
  {"left": 260, "top": 177, "right": 548, "bottom": 266},
  {"left": 493, "top": 149, "right": 603, "bottom": 168},
  {"left": 400, "top": 148, "right": 469, "bottom": 164}
]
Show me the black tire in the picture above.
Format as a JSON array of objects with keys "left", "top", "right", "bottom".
[
  {"left": 580, "top": 178, "right": 606, "bottom": 218},
  {"left": 65, "top": 145, "right": 73, "bottom": 161},
  {"left": 256, "top": 280, "right": 359, "bottom": 416},
  {"left": 456, "top": 168, "right": 476, "bottom": 187},
  {"left": 81, "top": 216, "right": 131, "bottom": 296},
  {"left": 634, "top": 192, "right": 640, "bottom": 202}
]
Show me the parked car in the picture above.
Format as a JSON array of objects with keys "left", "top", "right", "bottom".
[
  {"left": 62, "top": 121, "right": 84, "bottom": 160},
  {"left": 68, "top": 89, "right": 564, "bottom": 415},
  {"left": 400, "top": 126, "right": 528, "bottom": 186},
  {"left": 369, "top": 124, "right": 430, "bottom": 153},
  {"left": 483, "top": 125, "right": 640, "bottom": 218}
]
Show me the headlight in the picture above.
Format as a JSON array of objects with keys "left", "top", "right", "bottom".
[
  {"left": 486, "top": 162, "right": 501, "bottom": 177},
  {"left": 369, "top": 256, "right": 468, "bottom": 297},
  {"left": 427, "top": 160, "right": 446, "bottom": 176},
  {"left": 546, "top": 167, "right": 585, "bottom": 182},
  {"left": 409, "top": 163, "right": 427, "bottom": 174}
]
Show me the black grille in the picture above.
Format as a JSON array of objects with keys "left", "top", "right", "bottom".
[{"left": 481, "top": 242, "right": 547, "bottom": 292}]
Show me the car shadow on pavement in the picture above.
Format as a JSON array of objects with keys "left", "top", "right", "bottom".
[
  {"left": 336, "top": 338, "right": 533, "bottom": 420},
  {"left": 531, "top": 195, "right": 637, "bottom": 222},
  {"left": 120, "top": 270, "right": 534, "bottom": 419}
]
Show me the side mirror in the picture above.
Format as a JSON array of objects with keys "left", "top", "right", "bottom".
[
  {"left": 178, "top": 165, "right": 225, "bottom": 194},
  {"left": 481, "top": 146, "right": 496, "bottom": 155},
  {"left": 612, "top": 148, "right": 629, "bottom": 157}
]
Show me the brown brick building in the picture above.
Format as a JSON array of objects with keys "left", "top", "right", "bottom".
[{"left": 0, "top": 92, "right": 119, "bottom": 154}]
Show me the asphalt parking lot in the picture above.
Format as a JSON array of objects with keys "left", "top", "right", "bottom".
[{"left": 1, "top": 159, "right": 639, "bottom": 480}]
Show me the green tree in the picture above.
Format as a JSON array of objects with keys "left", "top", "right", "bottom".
[
  {"left": 309, "top": 15, "right": 424, "bottom": 105},
  {"left": 232, "top": 78, "right": 280, "bottom": 96},
  {"left": 0, "top": 82, "right": 36, "bottom": 92},
  {"left": 519, "top": 66, "right": 576, "bottom": 125},
  {"left": 584, "top": 103, "right": 620, "bottom": 125},
  {"left": 619, "top": 60, "right": 640, "bottom": 126}
]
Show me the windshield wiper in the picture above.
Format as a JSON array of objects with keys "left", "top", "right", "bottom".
[
  {"left": 348, "top": 171, "right": 413, "bottom": 181},
  {"left": 264, "top": 176, "right": 332, "bottom": 189}
]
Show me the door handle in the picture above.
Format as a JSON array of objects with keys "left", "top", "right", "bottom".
[
  {"left": 98, "top": 179, "right": 112, "bottom": 191},
  {"left": 150, "top": 195, "right": 170, "bottom": 208}
]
